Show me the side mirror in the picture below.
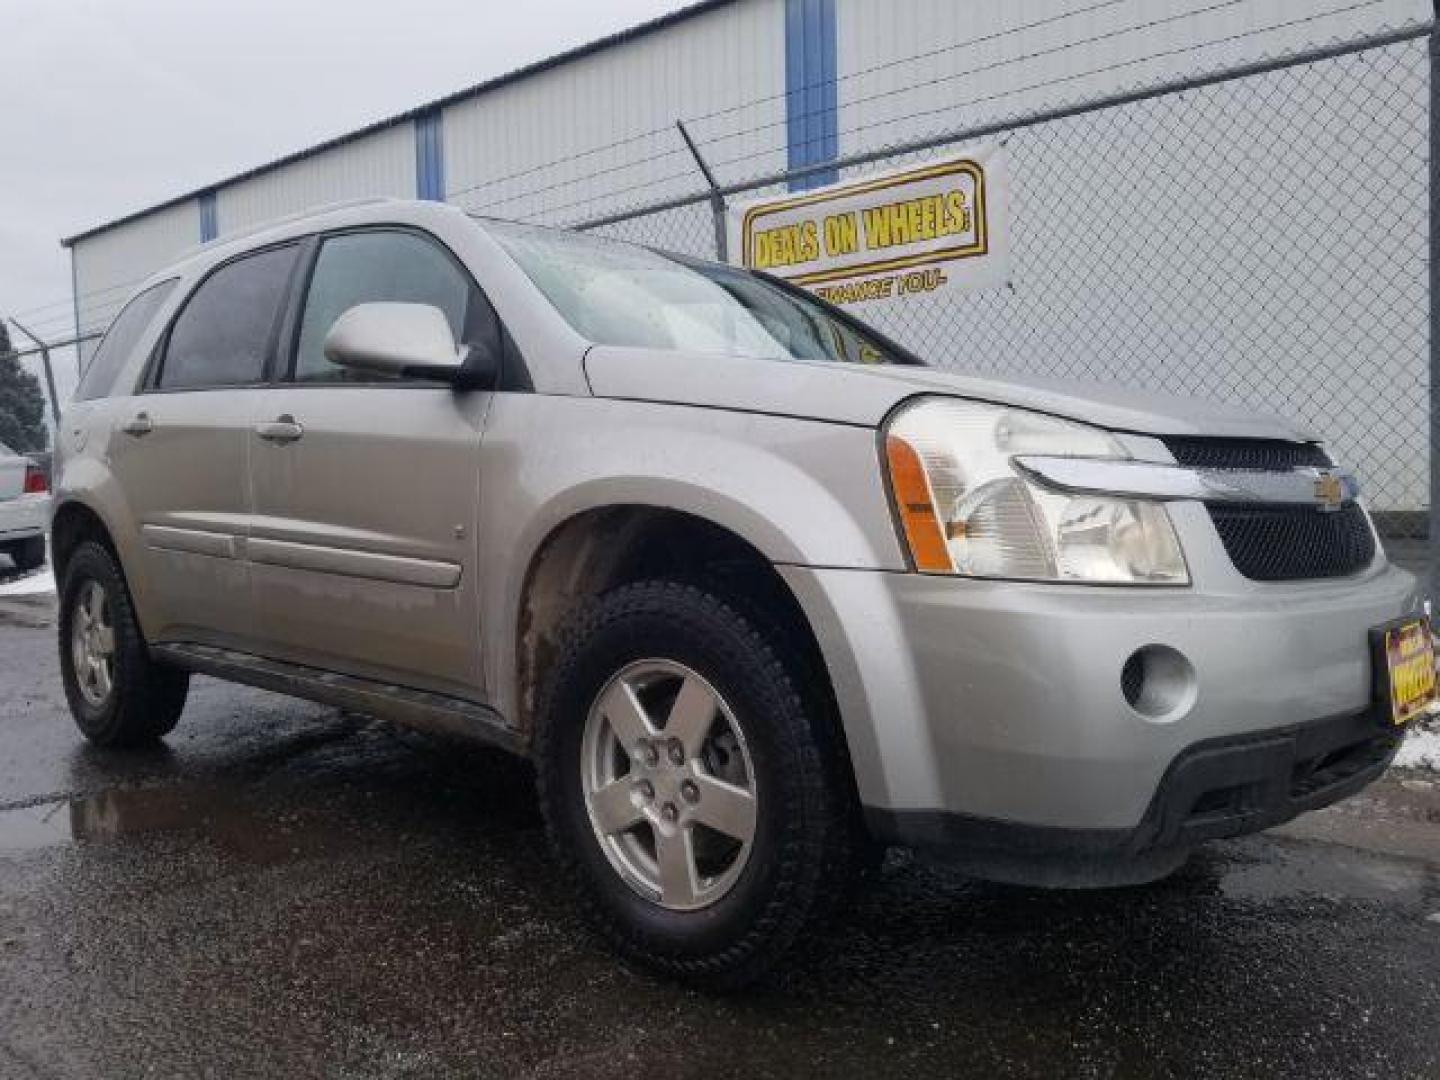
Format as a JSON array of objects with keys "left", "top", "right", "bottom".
[{"left": 323, "top": 302, "right": 468, "bottom": 382}]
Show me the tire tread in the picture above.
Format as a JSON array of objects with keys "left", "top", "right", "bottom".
[
  {"left": 58, "top": 541, "right": 188, "bottom": 747},
  {"left": 535, "top": 579, "right": 856, "bottom": 988}
]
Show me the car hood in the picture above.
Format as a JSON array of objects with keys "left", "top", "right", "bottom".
[{"left": 583, "top": 346, "right": 1315, "bottom": 441}]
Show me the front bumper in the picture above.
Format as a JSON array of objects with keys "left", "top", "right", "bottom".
[
  {"left": 780, "top": 557, "right": 1419, "bottom": 866},
  {"left": 865, "top": 706, "right": 1403, "bottom": 886}
]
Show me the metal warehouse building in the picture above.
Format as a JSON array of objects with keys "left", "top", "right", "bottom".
[{"left": 60, "top": 0, "right": 1434, "bottom": 520}]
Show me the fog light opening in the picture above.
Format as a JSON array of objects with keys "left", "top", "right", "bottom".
[{"left": 1121, "top": 645, "right": 1197, "bottom": 720}]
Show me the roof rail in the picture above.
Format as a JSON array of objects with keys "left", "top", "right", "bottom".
[{"left": 197, "top": 197, "right": 403, "bottom": 250}]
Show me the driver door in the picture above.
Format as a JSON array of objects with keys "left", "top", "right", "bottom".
[{"left": 247, "top": 228, "right": 500, "bottom": 700}]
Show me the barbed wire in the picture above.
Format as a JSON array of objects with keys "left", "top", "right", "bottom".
[
  {"left": 693, "top": 0, "right": 1398, "bottom": 187},
  {"left": 457, "top": 0, "right": 1394, "bottom": 227},
  {"left": 452, "top": 0, "right": 1279, "bottom": 217},
  {"left": 24, "top": 0, "right": 1420, "bottom": 347},
  {"left": 442, "top": 0, "right": 1134, "bottom": 205}
]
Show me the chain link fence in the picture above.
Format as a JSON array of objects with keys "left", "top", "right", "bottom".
[{"left": 570, "top": 23, "right": 1435, "bottom": 583}]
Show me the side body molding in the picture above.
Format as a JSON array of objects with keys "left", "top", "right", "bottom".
[
  {"left": 142, "top": 524, "right": 240, "bottom": 560},
  {"left": 246, "top": 537, "right": 461, "bottom": 588},
  {"left": 139, "top": 524, "right": 462, "bottom": 588}
]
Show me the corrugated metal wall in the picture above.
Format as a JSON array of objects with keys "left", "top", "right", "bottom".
[
  {"left": 68, "top": 0, "right": 788, "bottom": 340},
  {"left": 72, "top": 0, "right": 1434, "bottom": 289},
  {"left": 443, "top": 0, "right": 785, "bottom": 224},
  {"left": 216, "top": 123, "right": 416, "bottom": 236},
  {"left": 71, "top": 200, "right": 197, "bottom": 354}
]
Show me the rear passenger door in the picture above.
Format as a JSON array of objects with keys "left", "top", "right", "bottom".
[
  {"left": 109, "top": 243, "right": 300, "bottom": 649},
  {"left": 247, "top": 228, "right": 496, "bottom": 700}
]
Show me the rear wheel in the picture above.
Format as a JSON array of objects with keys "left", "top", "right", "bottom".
[
  {"left": 58, "top": 541, "right": 188, "bottom": 747},
  {"left": 7, "top": 536, "right": 45, "bottom": 572},
  {"left": 536, "top": 579, "right": 857, "bottom": 988}
]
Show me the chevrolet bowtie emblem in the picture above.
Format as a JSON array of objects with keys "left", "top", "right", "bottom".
[{"left": 1314, "top": 471, "right": 1345, "bottom": 512}]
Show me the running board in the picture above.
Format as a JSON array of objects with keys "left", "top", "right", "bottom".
[{"left": 151, "top": 642, "right": 525, "bottom": 756}]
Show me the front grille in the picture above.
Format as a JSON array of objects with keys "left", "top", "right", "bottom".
[
  {"left": 1163, "top": 436, "right": 1332, "bottom": 470},
  {"left": 1162, "top": 437, "right": 1371, "bottom": 581},
  {"left": 1209, "top": 503, "right": 1375, "bottom": 581}
]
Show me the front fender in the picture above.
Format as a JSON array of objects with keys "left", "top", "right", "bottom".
[{"left": 477, "top": 393, "right": 905, "bottom": 723}]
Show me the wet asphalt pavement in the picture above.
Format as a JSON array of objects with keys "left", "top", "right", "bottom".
[{"left": 2, "top": 583, "right": 1440, "bottom": 1079}]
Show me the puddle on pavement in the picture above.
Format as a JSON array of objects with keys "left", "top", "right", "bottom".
[
  {"left": 0, "top": 784, "right": 310, "bottom": 865},
  {"left": 0, "top": 787, "right": 205, "bottom": 854},
  {"left": 0, "top": 723, "right": 528, "bottom": 866},
  {"left": 1217, "top": 840, "right": 1430, "bottom": 904}
]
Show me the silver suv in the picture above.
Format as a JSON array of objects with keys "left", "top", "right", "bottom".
[{"left": 52, "top": 199, "right": 1432, "bottom": 986}]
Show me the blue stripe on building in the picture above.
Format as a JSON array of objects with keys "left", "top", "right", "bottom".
[
  {"left": 198, "top": 191, "right": 218, "bottom": 242},
  {"left": 785, "top": 0, "right": 837, "bottom": 191},
  {"left": 415, "top": 110, "right": 445, "bottom": 201}
]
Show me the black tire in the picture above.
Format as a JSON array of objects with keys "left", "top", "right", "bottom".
[
  {"left": 9, "top": 536, "right": 45, "bottom": 572},
  {"left": 535, "top": 579, "right": 857, "bottom": 988},
  {"left": 58, "top": 540, "right": 189, "bottom": 747}
]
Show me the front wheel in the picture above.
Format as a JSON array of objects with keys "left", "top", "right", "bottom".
[
  {"left": 58, "top": 541, "right": 189, "bottom": 747},
  {"left": 535, "top": 580, "right": 857, "bottom": 988}
]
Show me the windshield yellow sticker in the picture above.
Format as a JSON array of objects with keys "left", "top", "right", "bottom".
[{"left": 728, "top": 145, "right": 1010, "bottom": 307}]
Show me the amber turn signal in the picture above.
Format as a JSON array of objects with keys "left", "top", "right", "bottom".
[{"left": 884, "top": 435, "right": 952, "bottom": 572}]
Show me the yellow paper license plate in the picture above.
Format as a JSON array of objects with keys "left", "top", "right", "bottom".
[{"left": 1377, "top": 617, "right": 1437, "bottom": 727}]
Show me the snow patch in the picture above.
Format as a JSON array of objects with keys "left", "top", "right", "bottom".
[
  {"left": 1395, "top": 722, "right": 1440, "bottom": 773},
  {"left": 0, "top": 567, "right": 55, "bottom": 598}
]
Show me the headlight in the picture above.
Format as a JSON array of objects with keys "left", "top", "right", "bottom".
[{"left": 882, "top": 397, "right": 1189, "bottom": 584}]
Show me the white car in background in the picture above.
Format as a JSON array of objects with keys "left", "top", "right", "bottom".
[{"left": 0, "top": 441, "right": 49, "bottom": 572}]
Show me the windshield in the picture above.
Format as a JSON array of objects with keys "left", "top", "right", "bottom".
[{"left": 481, "top": 219, "right": 916, "bottom": 366}]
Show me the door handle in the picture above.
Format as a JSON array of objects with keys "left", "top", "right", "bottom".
[
  {"left": 120, "top": 413, "right": 153, "bottom": 437},
  {"left": 255, "top": 415, "right": 304, "bottom": 444}
]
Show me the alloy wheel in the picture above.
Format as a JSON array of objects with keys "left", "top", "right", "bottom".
[
  {"left": 580, "top": 659, "right": 758, "bottom": 912},
  {"left": 70, "top": 578, "right": 116, "bottom": 707}
]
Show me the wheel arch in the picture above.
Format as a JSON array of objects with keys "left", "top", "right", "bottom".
[
  {"left": 510, "top": 506, "right": 858, "bottom": 798},
  {"left": 50, "top": 497, "right": 120, "bottom": 588}
]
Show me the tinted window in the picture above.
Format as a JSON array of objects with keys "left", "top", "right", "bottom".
[
  {"left": 159, "top": 245, "right": 298, "bottom": 390},
  {"left": 293, "top": 231, "right": 479, "bottom": 382},
  {"left": 76, "top": 279, "right": 177, "bottom": 400}
]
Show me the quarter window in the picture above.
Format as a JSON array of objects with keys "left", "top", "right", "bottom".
[
  {"left": 77, "top": 279, "right": 177, "bottom": 400},
  {"left": 292, "top": 231, "right": 485, "bottom": 382},
  {"left": 158, "top": 244, "right": 299, "bottom": 390}
]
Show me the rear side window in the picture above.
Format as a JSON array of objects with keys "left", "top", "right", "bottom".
[
  {"left": 292, "top": 230, "right": 477, "bottom": 382},
  {"left": 76, "top": 279, "right": 177, "bottom": 400},
  {"left": 157, "top": 244, "right": 299, "bottom": 390}
]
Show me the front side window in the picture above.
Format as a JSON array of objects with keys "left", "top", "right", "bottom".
[
  {"left": 77, "top": 279, "right": 177, "bottom": 400},
  {"left": 482, "top": 219, "right": 912, "bottom": 366},
  {"left": 293, "top": 230, "right": 484, "bottom": 382},
  {"left": 157, "top": 244, "right": 299, "bottom": 390}
]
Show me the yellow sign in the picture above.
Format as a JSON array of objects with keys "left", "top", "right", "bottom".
[
  {"left": 728, "top": 146, "right": 1009, "bottom": 306},
  {"left": 1383, "top": 619, "right": 1437, "bottom": 726}
]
